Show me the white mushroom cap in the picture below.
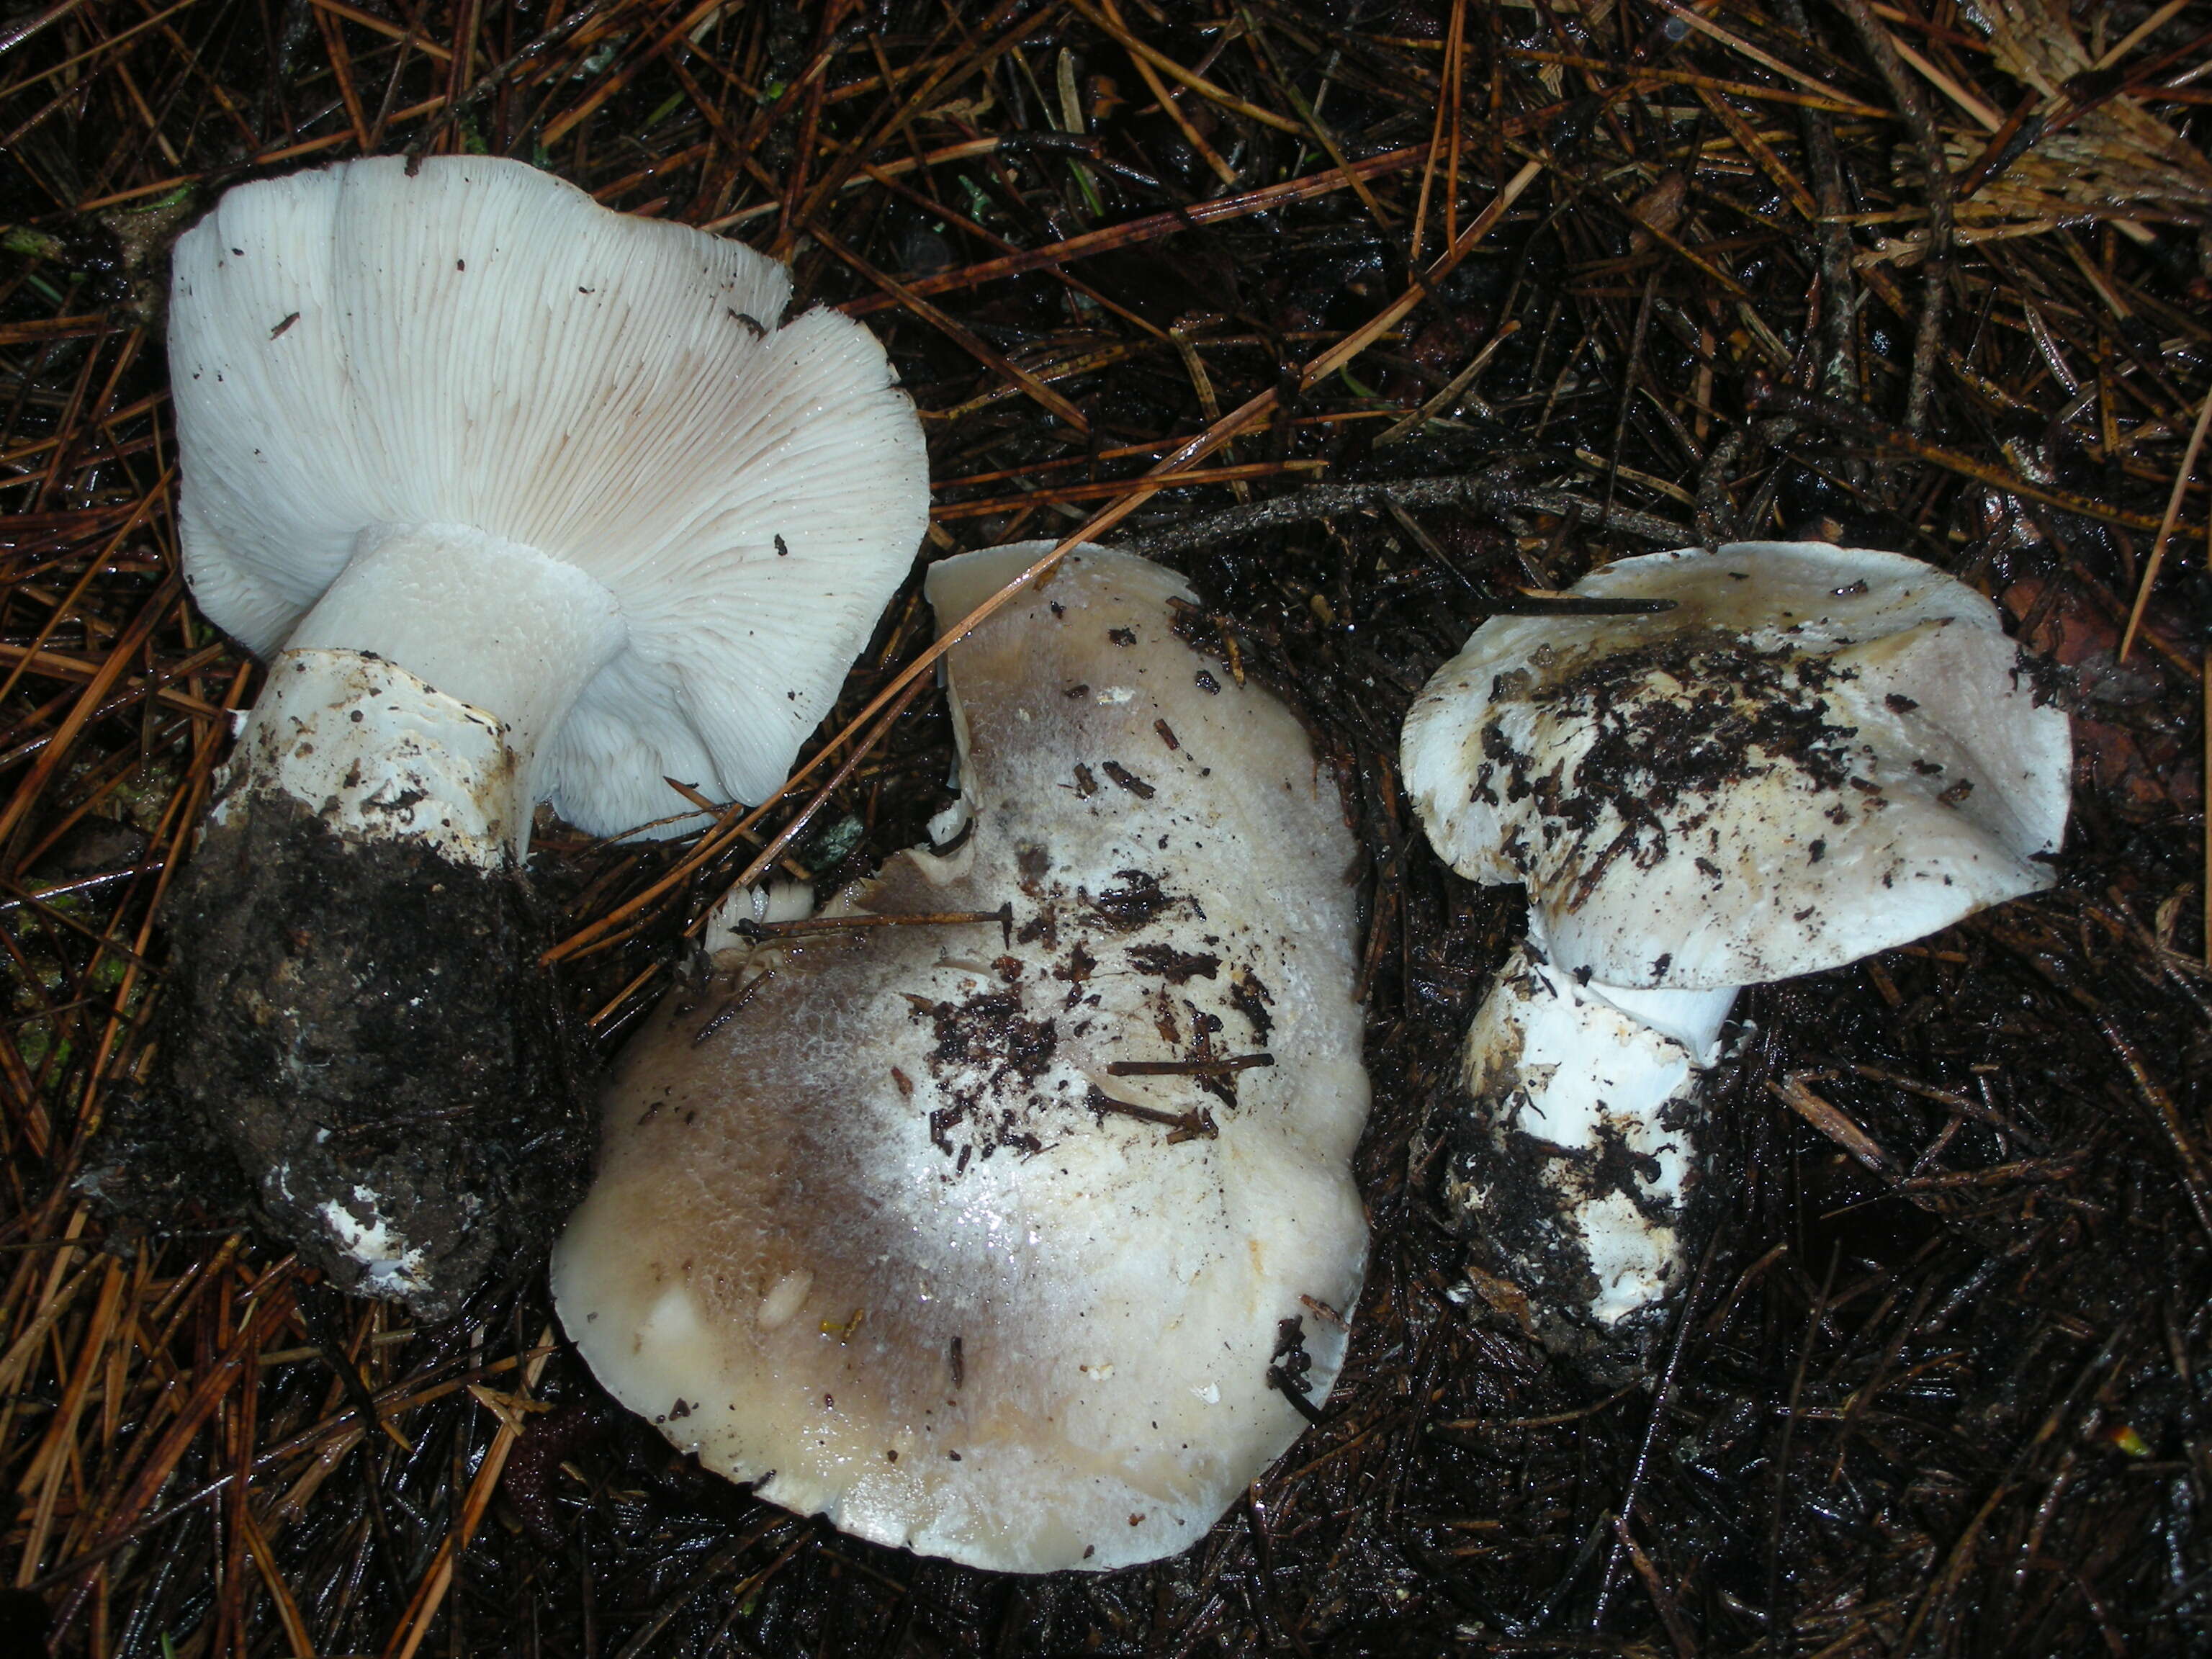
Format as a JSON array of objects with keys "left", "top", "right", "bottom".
[
  {"left": 169, "top": 156, "right": 927, "bottom": 834},
  {"left": 554, "top": 544, "right": 1370, "bottom": 1572},
  {"left": 1402, "top": 541, "right": 2072, "bottom": 990}
]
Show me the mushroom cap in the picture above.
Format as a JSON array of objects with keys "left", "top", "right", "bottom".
[
  {"left": 1402, "top": 541, "right": 2072, "bottom": 989},
  {"left": 553, "top": 544, "right": 1370, "bottom": 1572},
  {"left": 168, "top": 156, "right": 927, "bottom": 835}
]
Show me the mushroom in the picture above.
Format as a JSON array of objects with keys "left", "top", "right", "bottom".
[
  {"left": 157, "top": 157, "right": 927, "bottom": 1316},
  {"left": 553, "top": 543, "right": 1369, "bottom": 1572},
  {"left": 1401, "top": 541, "right": 2070, "bottom": 1345}
]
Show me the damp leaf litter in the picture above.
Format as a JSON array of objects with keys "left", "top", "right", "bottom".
[{"left": 5, "top": 0, "right": 2210, "bottom": 1652}]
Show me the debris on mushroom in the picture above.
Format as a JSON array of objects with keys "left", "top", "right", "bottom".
[
  {"left": 154, "top": 157, "right": 927, "bottom": 1316},
  {"left": 1449, "top": 939, "right": 1730, "bottom": 1340},
  {"left": 554, "top": 544, "right": 1370, "bottom": 1572},
  {"left": 701, "top": 878, "right": 817, "bottom": 955},
  {"left": 1402, "top": 541, "right": 2071, "bottom": 1350}
]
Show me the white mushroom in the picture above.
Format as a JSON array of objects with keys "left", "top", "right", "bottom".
[
  {"left": 1402, "top": 541, "right": 2070, "bottom": 1341},
  {"left": 173, "top": 155, "right": 927, "bottom": 845},
  {"left": 554, "top": 543, "right": 1370, "bottom": 1572},
  {"left": 159, "top": 156, "right": 926, "bottom": 1315}
]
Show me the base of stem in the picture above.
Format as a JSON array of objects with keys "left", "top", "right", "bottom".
[{"left": 160, "top": 779, "right": 591, "bottom": 1317}]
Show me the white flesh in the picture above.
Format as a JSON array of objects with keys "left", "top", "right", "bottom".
[
  {"left": 284, "top": 523, "right": 626, "bottom": 805},
  {"left": 1524, "top": 915, "right": 1736, "bottom": 1062}
]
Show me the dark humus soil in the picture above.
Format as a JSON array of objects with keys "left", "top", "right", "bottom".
[{"left": 143, "top": 786, "right": 590, "bottom": 1319}]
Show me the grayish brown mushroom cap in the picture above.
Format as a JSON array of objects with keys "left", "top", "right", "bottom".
[{"left": 554, "top": 544, "right": 1370, "bottom": 1571}]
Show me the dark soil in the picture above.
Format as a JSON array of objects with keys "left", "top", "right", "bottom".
[{"left": 142, "top": 786, "right": 591, "bottom": 1319}]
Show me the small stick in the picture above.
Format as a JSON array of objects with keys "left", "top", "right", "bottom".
[
  {"left": 0, "top": 861, "right": 163, "bottom": 913},
  {"left": 2096, "top": 1012, "right": 2212, "bottom": 1244},
  {"left": 1085, "top": 1086, "right": 1218, "bottom": 1141},
  {"left": 1617, "top": 1511, "right": 1697, "bottom": 1659},
  {"left": 2120, "top": 377, "right": 2212, "bottom": 662},
  {"left": 1437, "top": 1380, "right": 1644, "bottom": 1431},
  {"left": 737, "top": 904, "right": 1014, "bottom": 946},
  {"left": 1950, "top": 88, "right": 2042, "bottom": 206},
  {"left": 1770, "top": 1073, "right": 1896, "bottom": 1176},
  {"left": 832, "top": 147, "right": 1435, "bottom": 297},
  {"left": 932, "top": 459, "right": 1326, "bottom": 521},
  {"left": 691, "top": 969, "right": 775, "bottom": 1048},
  {"left": 1124, "top": 472, "right": 1689, "bottom": 558},
  {"left": 1267, "top": 1365, "right": 1325, "bottom": 1425},
  {"left": 1105, "top": 1053, "right": 1272, "bottom": 1077},
  {"left": 1648, "top": 0, "right": 1869, "bottom": 104},
  {"left": 1486, "top": 593, "right": 1678, "bottom": 616},
  {"left": 1511, "top": 50, "right": 1888, "bottom": 116},
  {"left": 585, "top": 961, "right": 665, "bottom": 1031}
]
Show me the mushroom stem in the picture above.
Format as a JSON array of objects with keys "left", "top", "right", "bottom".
[
  {"left": 1449, "top": 943, "right": 1738, "bottom": 1337},
  {"left": 165, "top": 523, "right": 623, "bottom": 1316},
  {"left": 266, "top": 523, "right": 627, "bottom": 853}
]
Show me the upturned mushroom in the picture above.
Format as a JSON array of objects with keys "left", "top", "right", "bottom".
[
  {"left": 158, "top": 157, "right": 926, "bottom": 1316},
  {"left": 1401, "top": 541, "right": 2070, "bottom": 1344},
  {"left": 554, "top": 543, "right": 1370, "bottom": 1572}
]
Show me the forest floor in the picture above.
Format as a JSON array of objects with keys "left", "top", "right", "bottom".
[{"left": 2, "top": 0, "right": 2210, "bottom": 1654}]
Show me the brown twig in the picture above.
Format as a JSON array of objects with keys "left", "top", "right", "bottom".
[
  {"left": 2119, "top": 377, "right": 2212, "bottom": 662},
  {"left": 1105, "top": 1053, "right": 1272, "bottom": 1076},
  {"left": 735, "top": 904, "right": 1012, "bottom": 942},
  {"left": 1084, "top": 1085, "right": 1217, "bottom": 1142},
  {"left": 1835, "top": 0, "right": 1953, "bottom": 438}
]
